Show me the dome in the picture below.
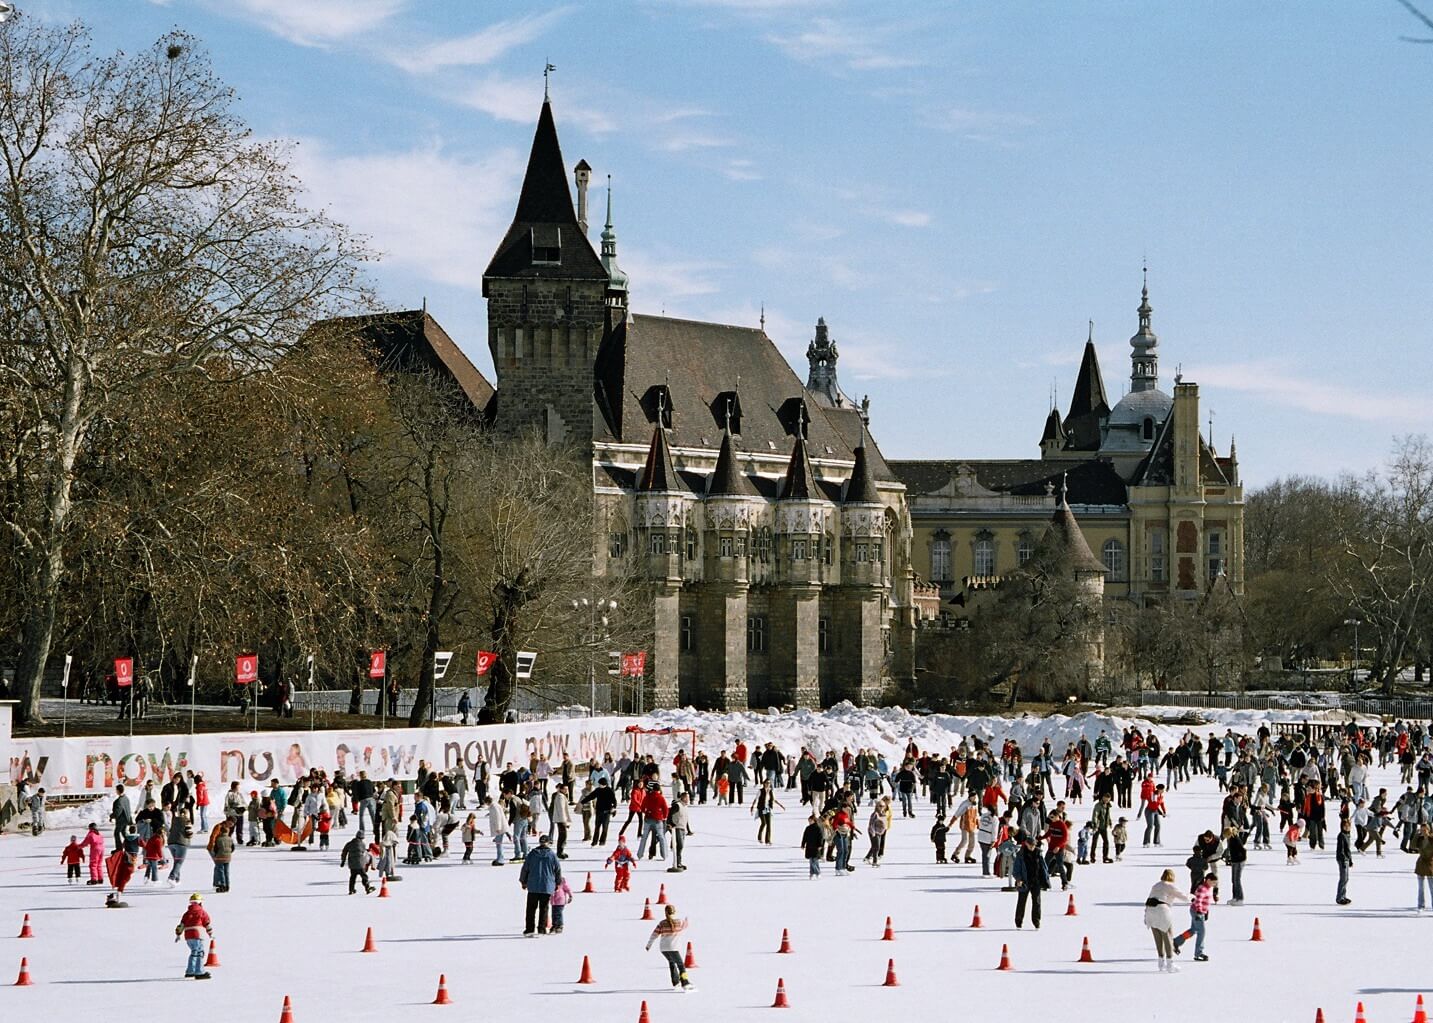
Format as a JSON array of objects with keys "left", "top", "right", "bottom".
[{"left": 1106, "top": 386, "right": 1171, "bottom": 428}]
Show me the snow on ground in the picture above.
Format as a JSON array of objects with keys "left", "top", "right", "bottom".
[{"left": 2, "top": 711, "right": 1427, "bottom": 1023}]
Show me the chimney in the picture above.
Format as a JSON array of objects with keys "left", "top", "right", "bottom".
[{"left": 574, "top": 159, "right": 592, "bottom": 235}]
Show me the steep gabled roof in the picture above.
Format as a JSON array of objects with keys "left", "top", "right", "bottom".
[
  {"left": 1128, "top": 415, "right": 1230, "bottom": 488},
  {"left": 1063, "top": 338, "right": 1110, "bottom": 451},
  {"left": 708, "top": 426, "right": 755, "bottom": 497},
  {"left": 1040, "top": 407, "right": 1066, "bottom": 446},
  {"left": 637, "top": 423, "right": 678, "bottom": 493},
  {"left": 843, "top": 443, "right": 881, "bottom": 504},
  {"left": 778, "top": 435, "right": 820, "bottom": 501},
  {"left": 483, "top": 100, "right": 607, "bottom": 286}
]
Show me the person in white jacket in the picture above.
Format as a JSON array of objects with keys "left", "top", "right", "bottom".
[
  {"left": 547, "top": 783, "right": 573, "bottom": 859},
  {"left": 1143, "top": 869, "right": 1191, "bottom": 973},
  {"left": 487, "top": 798, "right": 512, "bottom": 866}
]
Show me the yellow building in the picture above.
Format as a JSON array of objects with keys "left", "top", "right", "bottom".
[{"left": 889, "top": 277, "right": 1243, "bottom": 614}]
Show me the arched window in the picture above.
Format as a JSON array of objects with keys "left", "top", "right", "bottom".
[
  {"left": 685, "top": 528, "right": 697, "bottom": 562},
  {"left": 931, "top": 534, "right": 952, "bottom": 582},
  {"left": 1142, "top": 416, "right": 1155, "bottom": 441},
  {"left": 1102, "top": 538, "right": 1126, "bottom": 580},
  {"left": 973, "top": 537, "right": 996, "bottom": 577}
]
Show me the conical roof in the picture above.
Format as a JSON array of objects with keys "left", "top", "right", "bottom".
[
  {"left": 708, "top": 425, "right": 754, "bottom": 497},
  {"left": 1063, "top": 336, "right": 1110, "bottom": 450},
  {"left": 1040, "top": 407, "right": 1066, "bottom": 446},
  {"left": 1044, "top": 498, "right": 1107, "bottom": 574},
  {"left": 637, "top": 422, "right": 678, "bottom": 493},
  {"left": 843, "top": 444, "right": 881, "bottom": 505},
  {"left": 778, "top": 434, "right": 819, "bottom": 501}
]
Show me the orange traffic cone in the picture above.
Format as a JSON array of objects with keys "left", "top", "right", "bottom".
[
  {"left": 205, "top": 939, "right": 221, "bottom": 967},
  {"left": 1078, "top": 937, "right": 1094, "bottom": 963},
  {"left": 641, "top": 898, "right": 654, "bottom": 920},
  {"left": 778, "top": 928, "right": 793, "bottom": 954},
  {"left": 577, "top": 955, "right": 595, "bottom": 985},
  {"left": 1065, "top": 894, "right": 1078, "bottom": 916},
  {"left": 377, "top": 877, "right": 390, "bottom": 899},
  {"left": 1355, "top": 1001, "right": 1367, "bottom": 1023},
  {"left": 996, "top": 944, "right": 1013, "bottom": 971},
  {"left": 18, "top": 914, "right": 33, "bottom": 939},
  {"left": 1414, "top": 994, "right": 1428, "bottom": 1023},
  {"left": 684, "top": 942, "right": 697, "bottom": 969},
  {"left": 881, "top": 916, "right": 895, "bottom": 941},
  {"left": 1250, "top": 917, "right": 1263, "bottom": 941},
  {"left": 278, "top": 995, "right": 294, "bottom": 1023},
  {"left": 657, "top": 884, "right": 668, "bottom": 905},
  {"left": 637, "top": 1000, "right": 651, "bottom": 1023},
  {"left": 432, "top": 974, "right": 453, "bottom": 1005},
  {"left": 15, "top": 957, "right": 32, "bottom": 986},
  {"left": 583, "top": 872, "right": 595, "bottom": 894},
  {"left": 771, "top": 978, "right": 790, "bottom": 1008},
  {"left": 1314, "top": 1010, "right": 1325, "bottom": 1023},
  {"left": 970, "top": 905, "right": 983, "bottom": 928},
  {"left": 361, "top": 927, "right": 377, "bottom": 953},
  {"left": 882, "top": 959, "right": 899, "bottom": 987}
]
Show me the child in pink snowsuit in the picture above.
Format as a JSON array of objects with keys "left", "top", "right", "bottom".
[{"left": 79, "top": 823, "right": 106, "bottom": 885}]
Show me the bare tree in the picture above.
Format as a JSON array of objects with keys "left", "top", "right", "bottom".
[{"left": 0, "top": 21, "right": 364, "bottom": 722}]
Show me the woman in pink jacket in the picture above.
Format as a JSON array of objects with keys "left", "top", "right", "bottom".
[{"left": 79, "top": 823, "right": 106, "bottom": 885}]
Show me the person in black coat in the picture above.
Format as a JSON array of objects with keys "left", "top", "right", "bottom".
[
  {"left": 801, "top": 814, "right": 825, "bottom": 877},
  {"left": 1012, "top": 832, "right": 1051, "bottom": 928},
  {"left": 580, "top": 778, "right": 617, "bottom": 847}
]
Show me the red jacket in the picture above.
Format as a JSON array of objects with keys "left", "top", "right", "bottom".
[
  {"left": 628, "top": 788, "right": 646, "bottom": 814},
  {"left": 143, "top": 833, "right": 165, "bottom": 863},
  {"left": 644, "top": 790, "right": 669, "bottom": 823},
  {"left": 60, "top": 842, "right": 83, "bottom": 866},
  {"left": 178, "top": 904, "right": 212, "bottom": 941},
  {"left": 1045, "top": 818, "right": 1070, "bottom": 851}
]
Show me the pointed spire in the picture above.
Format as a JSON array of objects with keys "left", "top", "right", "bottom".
[
  {"left": 1227, "top": 435, "right": 1240, "bottom": 486},
  {"left": 778, "top": 433, "right": 819, "bottom": 501},
  {"left": 1129, "top": 264, "right": 1160, "bottom": 393},
  {"left": 1040, "top": 407, "right": 1066, "bottom": 448},
  {"left": 515, "top": 100, "right": 577, "bottom": 225},
  {"left": 708, "top": 422, "right": 754, "bottom": 497},
  {"left": 843, "top": 442, "right": 881, "bottom": 505},
  {"left": 600, "top": 175, "right": 628, "bottom": 295},
  {"left": 1044, "top": 494, "right": 1107, "bottom": 575},
  {"left": 1063, "top": 330, "right": 1109, "bottom": 451},
  {"left": 638, "top": 421, "right": 678, "bottom": 493}
]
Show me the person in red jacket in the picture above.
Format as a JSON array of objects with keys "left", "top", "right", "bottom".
[
  {"left": 619, "top": 784, "right": 646, "bottom": 838},
  {"left": 175, "top": 893, "right": 214, "bottom": 979},
  {"left": 60, "top": 835, "right": 84, "bottom": 883},
  {"left": 1044, "top": 809, "right": 1074, "bottom": 890},
  {"left": 142, "top": 829, "right": 166, "bottom": 883},
  {"left": 641, "top": 785, "right": 670, "bottom": 861}
]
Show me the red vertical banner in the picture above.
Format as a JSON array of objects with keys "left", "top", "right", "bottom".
[
  {"left": 622, "top": 652, "right": 647, "bottom": 677},
  {"left": 235, "top": 653, "right": 258, "bottom": 686},
  {"left": 368, "top": 650, "right": 386, "bottom": 678},
  {"left": 475, "top": 650, "right": 497, "bottom": 676},
  {"left": 114, "top": 658, "right": 134, "bottom": 688}
]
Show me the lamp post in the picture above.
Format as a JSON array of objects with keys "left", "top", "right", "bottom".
[
  {"left": 307, "top": 654, "right": 316, "bottom": 732},
  {"left": 1344, "top": 618, "right": 1361, "bottom": 690},
  {"left": 60, "top": 653, "right": 71, "bottom": 740},
  {"left": 187, "top": 655, "right": 197, "bottom": 735},
  {"left": 573, "top": 597, "right": 618, "bottom": 717}
]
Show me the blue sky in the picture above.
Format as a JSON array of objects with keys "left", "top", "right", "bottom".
[{"left": 27, "top": 0, "right": 1433, "bottom": 484}]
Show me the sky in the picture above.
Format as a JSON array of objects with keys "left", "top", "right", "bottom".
[{"left": 20, "top": 0, "right": 1433, "bottom": 485}]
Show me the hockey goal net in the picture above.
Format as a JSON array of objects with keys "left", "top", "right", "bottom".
[{"left": 625, "top": 725, "right": 699, "bottom": 762}]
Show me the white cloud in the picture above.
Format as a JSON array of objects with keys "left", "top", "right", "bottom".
[
  {"left": 288, "top": 138, "right": 521, "bottom": 292},
  {"left": 387, "top": 10, "right": 567, "bottom": 74},
  {"left": 883, "top": 209, "right": 930, "bottom": 228},
  {"left": 1190, "top": 360, "right": 1433, "bottom": 425},
  {"left": 722, "top": 158, "right": 762, "bottom": 181},
  {"left": 766, "top": 16, "right": 922, "bottom": 72},
  {"left": 217, "top": 0, "right": 406, "bottom": 47},
  {"left": 622, "top": 249, "right": 725, "bottom": 311},
  {"left": 926, "top": 106, "right": 1035, "bottom": 144},
  {"left": 456, "top": 73, "right": 618, "bottom": 136}
]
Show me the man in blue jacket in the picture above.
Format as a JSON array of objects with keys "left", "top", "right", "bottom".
[{"left": 518, "top": 833, "right": 562, "bottom": 936}]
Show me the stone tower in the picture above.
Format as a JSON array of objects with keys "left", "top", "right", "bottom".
[
  {"left": 700, "top": 423, "right": 757, "bottom": 710},
  {"left": 635, "top": 421, "right": 687, "bottom": 709},
  {"left": 483, "top": 100, "right": 610, "bottom": 444},
  {"left": 771, "top": 415, "right": 830, "bottom": 709},
  {"left": 836, "top": 441, "right": 887, "bottom": 705}
]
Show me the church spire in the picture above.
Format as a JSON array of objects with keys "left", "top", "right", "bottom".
[
  {"left": 638, "top": 419, "right": 678, "bottom": 493},
  {"left": 1129, "top": 265, "right": 1160, "bottom": 393},
  {"left": 1063, "top": 328, "right": 1109, "bottom": 451},
  {"left": 600, "top": 175, "right": 629, "bottom": 299},
  {"left": 805, "top": 317, "right": 855, "bottom": 408}
]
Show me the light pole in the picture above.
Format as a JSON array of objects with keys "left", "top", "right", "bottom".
[
  {"left": 307, "top": 654, "right": 316, "bottom": 732},
  {"left": 1344, "top": 618, "right": 1361, "bottom": 690},
  {"left": 187, "top": 655, "right": 197, "bottom": 735},
  {"left": 573, "top": 597, "right": 618, "bottom": 717},
  {"left": 60, "top": 653, "right": 71, "bottom": 740}
]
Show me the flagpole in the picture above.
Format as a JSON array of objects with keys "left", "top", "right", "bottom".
[{"left": 188, "top": 655, "right": 197, "bottom": 735}]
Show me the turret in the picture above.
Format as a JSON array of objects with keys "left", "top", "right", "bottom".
[
  {"left": 1063, "top": 323, "right": 1110, "bottom": 451},
  {"left": 600, "top": 177, "right": 629, "bottom": 324},
  {"left": 841, "top": 443, "right": 886, "bottom": 588},
  {"left": 635, "top": 421, "right": 688, "bottom": 584},
  {"left": 1040, "top": 407, "right": 1067, "bottom": 458},
  {"left": 775, "top": 418, "right": 833, "bottom": 587},
  {"left": 1130, "top": 269, "right": 1159, "bottom": 393},
  {"left": 703, "top": 424, "right": 758, "bottom": 586}
]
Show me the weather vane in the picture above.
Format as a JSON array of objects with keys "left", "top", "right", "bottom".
[{"left": 544, "top": 62, "right": 556, "bottom": 100}]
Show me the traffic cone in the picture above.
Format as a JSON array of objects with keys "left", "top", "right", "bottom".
[
  {"left": 205, "top": 939, "right": 221, "bottom": 967},
  {"left": 970, "top": 904, "right": 983, "bottom": 928},
  {"left": 684, "top": 942, "right": 697, "bottom": 969},
  {"left": 641, "top": 898, "right": 654, "bottom": 920},
  {"left": 771, "top": 978, "right": 790, "bottom": 1008},
  {"left": 377, "top": 877, "right": 390, "bottom": 899},
  {"left": 583, "top": 872, "right": 595, "bottom": 894},
  {"left": 577, "top": 955, "right": 595, "bottom": 985},
  {"left": 1414, "top": 994, "right": 1428, "bottom": 1023},
  {"left": 637, "top": 1000, "right": 651, "bottom": 1023},
  {"left": 432, "top": 974, "right": 452, "bottom": 1005},
  {"left": 17, "top": 914, "right": 33, "bottom": 939},
  {"left": 881, "top": 916, "right": 895, "bottom": 941},
  {"left": 361, "top": 927, "right": 377, "bottom": 953},
  {"left": 657, "top": 884, "right": 668, "bottom": 905},
  {"left": 15, "top": 957, "right": 32, "bottom": 986},
  {"left": 1078, "top": 936, "right": 1094, "bottom": 963},
  {"left": 278, "top": 995, "right": 294, "bottom": 1023},
  {"left": 1065, "top": 893, "right": 1078, "bottom": 916},
  {"left": 996, "top": 944, "right": 1013, "bottom": 971},
  {"left": 883, "top": 959, "right": 899, "bottom": 987},
  {"left": 1250, "top": 917, "right": 1263, "bottom": 941},
  {"left": 778, "top": 928, "right": 793, "bottom": 954},
  {"left": 1314, "top": 1011, "right": 1325, "bottom": 1023},
  {"left": 1355, "top": 1001, "right": 1367, "bottom": 1023}
]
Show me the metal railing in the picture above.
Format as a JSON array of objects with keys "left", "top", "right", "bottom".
[{"left": 1132, "top": 689, "right": 1433, "bottom": 721}]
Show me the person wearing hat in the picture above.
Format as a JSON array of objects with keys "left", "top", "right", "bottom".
[
  {"left": 175, "top": 893, "right": 214, "bottom": 979},
  {"left": 341, "top": 829, "right": 375, "bottom": 894},
  {"left": 518, "top": 832, "right": 561, "bottom": 936}
]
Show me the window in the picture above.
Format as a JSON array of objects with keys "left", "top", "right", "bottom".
[
  {"left": 872, "top": 541, "right": 882, "bottom": 566},
  {"left": 719, "top": 536, "right": 734, "bottom": 558},
  {"left": 791, "top": 539, "right": 808, "bottom": 561},
  {"left": 685, "top": 529, "right": 697, "bottom": 562},
  {"left": 736, "top": 535, "right": 747, "bottom": 558},
  {"left": 818, "top": 617, "right": 831, "bottom": 654},
  {"left": 609, "top": 532, "right": 626, "bottom": 558},
  {"left": 757, "top": 528, "right": 772, "bottom": 563},
  {"left": 1150, "top": 528, "right": 1166, "bottom": 583},
  {"left": 648, "top": 532, "right": 666, "bottom": 556},
  {"left": 1142, "top": 416, "right": 1155, "bottom": 441},
  {"left": 747, "top": 615, "right": 767, "bottom": 653},
  {"left": 1208, "top": 531, "right": 1223, "bottom": 582},
  {"left": 680, "top": 616, "right": 694, "bottom": 653},
  {"left": 1102, "top": 538, "right": 1126, "bottom": 580},
  {"left": 823, "top": 533, "right": 833, "bottom": 566},
  {"left": 931, "top": 535, "right": 952, "bottom": 582},
  {"left": 856, "top": 542, "right": 869, "bottom": 563},
  {"left": 1017, "top": 534, "right": 1035, "bottom": 565},
  {"left": 973, "top": 537, "right": 995, "bottom": 577}
]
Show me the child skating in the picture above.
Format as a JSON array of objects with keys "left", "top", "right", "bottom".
[
  {"left": 644, "top": 903, "right": 692, "bottom": 991},
  {"left": 606, "top": 835, "right": 637, "bottom": 891}
]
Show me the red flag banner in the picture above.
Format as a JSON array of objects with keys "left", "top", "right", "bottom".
[
  {"left": 235, "top": 653, "right": 258, "bottom": 686},
  {"left": 114, "top": 657, "right": 134, "bottom": 688},
  {"left": 621, "top": 652, "right": 647, "bottom": 677},
  {"left": 475, "top": 650, "right": 497, "bottom": 677},
  {"left": 368, "top": 650, "right": 386, "bottom": 679}
]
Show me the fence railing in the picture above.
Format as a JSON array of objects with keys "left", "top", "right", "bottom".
[{"left": 1132, "top": 689, "right": 1433, "bottom": 721}]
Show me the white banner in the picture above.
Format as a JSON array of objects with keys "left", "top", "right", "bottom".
[{"left": 4, "top": 715, "right": 646, "bottom": 796}]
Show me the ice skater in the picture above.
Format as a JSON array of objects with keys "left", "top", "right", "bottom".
[
  {"left": 79, "top": 823, "right": 106, "bottom": 885},
  {"left": 1144, "top": 868, "right": 1190, "bottom": 973},
  {"left": 644, "top": 904, "right": 692, "bottom": 991},
  {"left": 606, "top": 834, "right": 637, "bottom": 891},
  {"left": 175, "top": 893, "right": 214, "bottom": 980}
]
